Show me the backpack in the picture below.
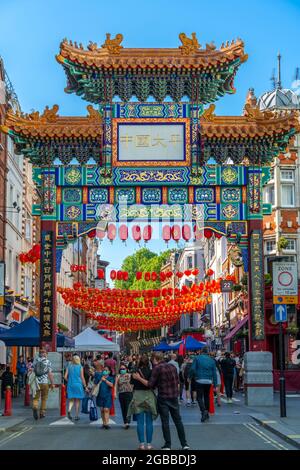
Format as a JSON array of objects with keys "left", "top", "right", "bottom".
[{"left": 34, "top": 360, "right": 49, "bottom": 377}]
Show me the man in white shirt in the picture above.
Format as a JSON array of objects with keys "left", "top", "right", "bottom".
[
  {"left": 31, "top": 348, "right": 55, "bottom": 420},
  {"left": 168, "top": 353, "right": 180, "bottom": 375}
]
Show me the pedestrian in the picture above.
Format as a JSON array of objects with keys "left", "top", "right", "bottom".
[
  {"left": 16, "top": 355, "right": 27, "bottom": 390},
  {"left": 133, "top": 352, "right": 189, "bottom": 451},
  {"left": 1, "top": 366, "right": 14, "bottom": 399},
  {"left": 220, "top": 352, "right": 236, "bottom": 403},
  {"left": 64, "top": 354, "right": 88, "bottom": 421},
  {"left": 210, "top": 352, "right": 222, "bottom": 406},
  {"left": 31, "top": 347, "right": 55, "bottom": 420},
  {"left": 104, "top": 352, "right": 117, "bottom": 376},
  {"left": 115, "top": 363, "right": 133, "bottom": 429},
  {"left": 128, "top": 354, "right": 157, "bottom": 450},
  {"left": 128, "top": 354, "right": 137, "bottom": 371},
  {"left": 93, "top": 365, "right": 114, "bottom": 429},
  {"left": 189, "top": 347, "right": 217, "bottom": 422},
  {"left": 168, "top": 353, "right": 180, "bottom": 374}
]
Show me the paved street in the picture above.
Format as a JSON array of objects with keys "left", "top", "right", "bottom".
[{"left": 0, "top": 394, "right": 298, "bottom": 450}]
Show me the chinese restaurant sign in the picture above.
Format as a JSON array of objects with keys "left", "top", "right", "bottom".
[
  {"left": 40, "top": 231, "right": 55, "bottom": 342},
  {"left": 250, "top": 230, "right": 265, "bottom": 340}
]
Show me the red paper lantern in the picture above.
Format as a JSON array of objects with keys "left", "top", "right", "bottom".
[
  {"left": 117, "top": 270, "right": 123, "bottom": 281},
  {"left": 171, "top": 225, "right": 181, "bottom": 241},
  {"left": 136, "top": 271, "right": 143, "bottom": 280},
  {"left": 192, "top": 268, "right": 199, "bottom": 276},
  {"left": 162, "top": 225, "right": 171, "bottom": 243},
  {"left": 182, "top": 224, "right": 191, "bottom": 242},
  {"left": 184, "top": 270, "right": 192, "bottom": 277},
  {"left": 97, "top": 269, "right": 105, "bottom": 279},
  {"left": 122, "top": 271, "right": 129, "bottom": 281},
  {"left": 176, "top": 272, "right": 184, "bottom": 278},
  {"left": 110, "top": 270, "right": 117, "bottom": 280},
  {"left": 166, "top": 271, "right": 173, "bottom": 279},
  {"left": 87, "top": 229, "right": 96, "bottom": 238},
  {"left": 204, "top": 229, "right": 213, "bottom": 239},
  {"left": 206, "top": 269, "right": 214, "bottom": 277},
  {"left": 151, "top": 272, "right": 157, "bottom": 281},
  {"left": 107, "top": 224, "right": 116, "bottom": 241},
  {"left": 132, "top": 225, "right": 141, "bottom": 242},
  {"left": 160, "top": 272, "right": 166, "bottom": 282},
  {"left": 144, "top": 272, "right": 151, "bottom": 282},
  {"left": 119, "top": 224, "right": 128, "bottom": 242},
  {"left": 143, "top": 225, "right": 152, "bottom": 242}
]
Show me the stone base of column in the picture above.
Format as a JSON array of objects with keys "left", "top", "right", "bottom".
[{"left": 244, "top": 351, "right": 273, "bottom": 406}]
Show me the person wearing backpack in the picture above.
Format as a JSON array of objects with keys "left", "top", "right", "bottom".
[{"left": 31, "top": 347, "right": 55, "bottom": 420}]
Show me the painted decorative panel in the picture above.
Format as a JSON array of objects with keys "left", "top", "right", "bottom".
[
  {"left": 63, "top": 188, "right": 82, "bottom": 204},
  {"left": 168, "top": 188, "right": 188, "bottom": 204},
  {"left": 221, "top": 187, "right": 241, "bottom": 203},
  {"left": 62, "top": 204, "right": 83, "bottom": 221},
  {"left": 88, "top": 188, "right": 109, "bottom": 203},
  {"left": 142, "top": 188, "right": 162, "bottom": 204},
  {"left": 195, "top": 187, "right": 215, "bottom": 203},
  {"left": 113, "top": 103, "right": 193, "bottom": 119},
  {"left": 113, "top": 168, "right": 190, "bottom": 186},
  {"left": 115, "top": 188, "right": 136, "bottom": 204}
]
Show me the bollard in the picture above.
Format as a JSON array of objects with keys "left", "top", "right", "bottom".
[
  {"left": 208, "top": 385, "right": 215, "bottom": 415},
  {"left": 3, "top": 386, "right": 12, "bottom": 416},
  {"left": 60, "top": 383, "right": 66, "bottom": 417},
  {"left": 24, "top": 383, "right": 30, "bottom": 407}
]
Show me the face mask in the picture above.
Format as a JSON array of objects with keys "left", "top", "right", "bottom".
[
  {"left": 120, "top": 370, "right": 126, "bottom": 375},
  {"left": 102, "top": 370, "right": 109, "bottom": 376}
]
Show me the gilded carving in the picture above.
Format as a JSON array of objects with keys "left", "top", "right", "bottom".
[
  {"left": 179, "top": 33, "right": 201, "bottom": 55},
  {"left": 101, "top": 33, "right": 123, "bottom": 54}
]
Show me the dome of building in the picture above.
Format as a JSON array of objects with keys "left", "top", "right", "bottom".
[{"left": 258, "top": 88, "right": 300, "bottom": 111}]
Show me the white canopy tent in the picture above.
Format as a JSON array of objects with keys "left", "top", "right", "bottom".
[{"left": 72, "top": 328, "right": 120, "bottom": 352}]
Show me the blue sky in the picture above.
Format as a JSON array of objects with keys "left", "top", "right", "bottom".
[{"left": 1, "top": 0, "right": 300, "bottom": 272}]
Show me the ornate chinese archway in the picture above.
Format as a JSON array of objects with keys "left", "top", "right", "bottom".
[{"left": 1, "top": 34, "right": 298, "bottom": 351}]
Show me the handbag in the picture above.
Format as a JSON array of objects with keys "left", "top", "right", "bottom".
[
  {"left": 89, "top": 399, "right": 98, "bottom": 422},
  {"left": 82, "top": 395, "right": 92, "bottom": 414},
  {"left": 92, "top": 382, "right": 100, "bottom": 397}
]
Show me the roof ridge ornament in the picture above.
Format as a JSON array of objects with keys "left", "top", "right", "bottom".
[
  {"left": 179, "top": 32, "right": 201, "bottom": 55},
  {"left": 202, "top": 104, "right": 216, "bottom": 121},
  {"left": 101, "top": 33, "right": 123, "bottom": 54}
]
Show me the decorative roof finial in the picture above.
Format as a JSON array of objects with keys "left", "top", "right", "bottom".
[
  {"left": 270, "top": 68, "right": 276, "bottom": 90},
  {"left": 277, "top": 52, "right": 282, "bottom": 89}
]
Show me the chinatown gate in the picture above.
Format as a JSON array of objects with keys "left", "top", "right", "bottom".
[{"left": 1, "top": 34, "right": 298, "bottom": 352}]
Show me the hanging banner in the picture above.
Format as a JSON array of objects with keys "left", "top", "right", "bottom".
[
  {"left": 249, "top": 230, "right": 265, "bottom": 340},
  {"left": 40, "top": 231, "right": 55, "bottom": 342}
]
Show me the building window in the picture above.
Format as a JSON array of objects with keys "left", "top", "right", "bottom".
[
  {"left": 263, "top": 185, "right": 275, "bottom": 206},
  {"left": 281, "top": 170, "right": 294, "bottom": 182},
  {"left": 284, "top": 239, "right": 296, "bottom": 251},
  {"left": 281, "top": 184, "right": 295, "bottom": 207},
  {"left": 25, "top": 214, "right": 31, "bottom": 241},
  {"left": 186, "top": 256, "right": 193, "bottom": 270},
  {"left": 265, "top": 240, "right": 276, "bottom": 253}
]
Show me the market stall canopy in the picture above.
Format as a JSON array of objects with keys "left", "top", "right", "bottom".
[
  {"left": 73, "top": 327, "right": 120, "bottom": 352},
  {"left": 185, "top": 335, "right": 207, "bottom": 350},
  {"left": 0, "top": 317, "right": 74, "bottom": 348},
  {"left": 153, "top": 340, "right": 183, "bottom": 351}
]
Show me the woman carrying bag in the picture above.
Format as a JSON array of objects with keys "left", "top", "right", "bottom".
[
  {"left": 115, "top": 363, "right": 133, "bottom": 429},
  {"left": 93, "top": 365, "right": 114, "bottom": 429},
  {"left": 64, "top": 355, "right": 88, "bottom": 421},
  {"left": 127, "top": 355, "right": 158, "bottom": 450}
]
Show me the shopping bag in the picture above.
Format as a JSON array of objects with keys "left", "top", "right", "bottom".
[
  {"left": 89, "top": 399, "right": 98, "bottom": 421},
  {"left": 82, "top": 395, "right": 92, "bottom": 414}
]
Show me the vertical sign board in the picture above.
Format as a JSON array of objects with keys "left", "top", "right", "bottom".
[
  {"left": 273, "top": 262, "right": 298, "bottom": 304},
  {"left": 250, "top": 231, "right": 265, "bottom": 340},
  {"left": 0, "top": 262, "right": 4, "bottom": 306},
  {"left": 40, "top": 231, "right": 54, "bottom": 343}
]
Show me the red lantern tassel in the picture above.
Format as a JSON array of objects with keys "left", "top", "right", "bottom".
[{"left": 209, "top": 384, "right": 215, "bottom": 415}]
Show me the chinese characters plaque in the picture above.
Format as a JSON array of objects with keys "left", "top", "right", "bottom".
[
  {"left": 40, "top": 231, "right": 55, "bottom": 342},
  {"left": 250, "top": 230, "right": 265, "bottom": 340}
]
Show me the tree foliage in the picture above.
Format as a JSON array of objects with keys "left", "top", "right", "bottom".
[{"left": 115, "top": 248, "right": 172, "bottom": 290}]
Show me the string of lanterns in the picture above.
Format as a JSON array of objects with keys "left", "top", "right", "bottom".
[
  {"left": 70, "top": 264, "right": 87, "bottom": 273},
  {"left": 88, "top": 223, "right": 220, "bottom": 243},
  {"left": 19, "top": 244, "right": 41, "bottom": 264},
  {"left": 58, "top": 269, "right": 231, "bottom": 332}
]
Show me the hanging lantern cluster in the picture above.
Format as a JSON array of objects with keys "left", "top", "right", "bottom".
[
  {"left": 110, "top": 270, "right": 129, "bottom": 281},
  {"left": 19, "top": 244, "right": 41, "bottom": 264},
  {"left": 58, "top": 275, "right": 226, "bottom": 333},
  {"left": 135, "top": 269, "right": 200, "bottom": 282},
  {"left": 71, "top": 264, "right": 87, "bottom": 273},
  {"left": 91, "top": 224, "right": 220, "bottom": 243}
]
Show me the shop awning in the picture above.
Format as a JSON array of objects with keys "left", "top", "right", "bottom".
[{"left": 224, "top": 315, "right": 248, "bottom": 343}]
